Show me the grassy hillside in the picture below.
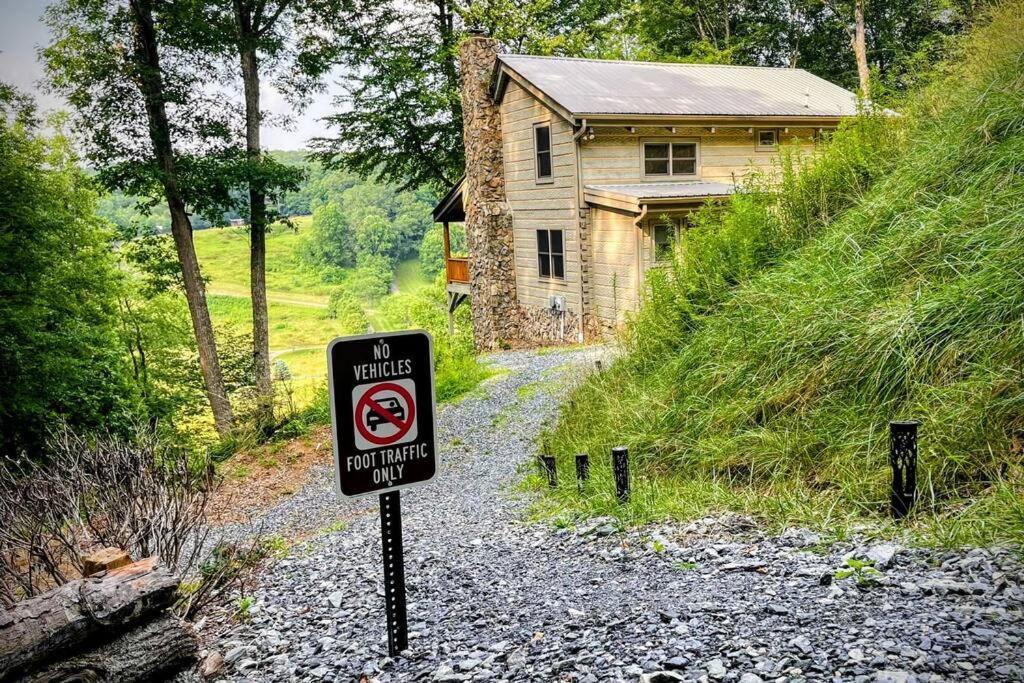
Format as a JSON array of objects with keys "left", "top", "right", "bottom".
[
  {"left": 543, "top": 5, "right": 1024, "bottom": 546},
  {"left": 193, "top": 221, "right": 478, "bottom": 412}
]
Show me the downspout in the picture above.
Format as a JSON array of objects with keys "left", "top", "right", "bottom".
[
  {"left": 634, "top": 203, "right": 648, "bottom": 302},
  {"left": 573, "top": 118, "right": 587, "bottom": 343}
]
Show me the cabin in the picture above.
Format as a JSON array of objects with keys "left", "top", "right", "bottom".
[{"left": 437, "top": 32, "right": 862, "bottom": 349}]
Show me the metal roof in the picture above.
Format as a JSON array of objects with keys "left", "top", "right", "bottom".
[
  {"left": 585, "top": 181, "right": 735, "bottom": 200},
  {"left": 497, "top": 55, "right": 860, "bottom": 118}
]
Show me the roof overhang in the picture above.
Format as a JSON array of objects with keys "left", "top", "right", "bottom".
[
  {"left": 576, "top": 114, "right": 845, "bottom": 128},
  {"left": 584, "top": 182, "right": 735, "bottom": 214},
  {"left": 432, "top": 175, "right": 465, "bottom": 223}
]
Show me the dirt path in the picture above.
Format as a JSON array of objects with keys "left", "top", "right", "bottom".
[{"left": 197, "top": 348, "right": 1024, "bottom": 683}]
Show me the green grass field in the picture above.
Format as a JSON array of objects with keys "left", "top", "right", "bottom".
[
  {"left": 194, "top": 218, "right": 332, "bottom": 304},
  {"left": 194, "top": 220, "right": 430, "bottom": 403}
]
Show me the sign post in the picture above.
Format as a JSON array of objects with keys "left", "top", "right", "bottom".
[{"left": 328, "top": 330, "right": 438, "bottom": 656}]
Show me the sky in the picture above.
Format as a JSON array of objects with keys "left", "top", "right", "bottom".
[{"left": 0, "top": 0, "right": 340, "bottom": 150}]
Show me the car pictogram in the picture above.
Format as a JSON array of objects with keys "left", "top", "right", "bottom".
[{"left": 366, "top": 396, "right": 405, "bottom": 431}]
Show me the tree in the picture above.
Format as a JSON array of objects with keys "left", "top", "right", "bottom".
[
  {"left": 312, "top": 0, "right": 464, "bottom": 191},
  {"left": 301, "top": 201, "right": 355, "bottom": 270},
  {"left": 186, "top": 0, "right": 329, "bottom": 429},
  {"left": 0, "top": 87, "right": 135, "bottom": 458},
  {"left": 314, "top": 0, "right": 619, "bottom": 192},
  {"left": 826, "top": 0, "right": 870, "bottom": 97},
  {"left": 43, "top": 0, "right": 238, "bottom": 435}
]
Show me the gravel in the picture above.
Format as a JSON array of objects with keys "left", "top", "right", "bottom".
[{"left": 194, "top": 347, "right": 1024, "bottom": 683}]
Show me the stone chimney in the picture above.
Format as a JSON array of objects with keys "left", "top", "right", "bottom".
[{"left": 459, "top": 32, "right": 519, "bottom": 349}]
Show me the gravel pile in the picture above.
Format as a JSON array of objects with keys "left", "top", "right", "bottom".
[{"left": 198, "top": 347, "right": 1024, "bottom": 683}]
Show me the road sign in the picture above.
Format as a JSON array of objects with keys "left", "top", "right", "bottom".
[
  {"left": 328, "top": 330, "right": 438, "bottom": 499},
  {"left": 327, "top": 330, "right": 437, "bottom": 657}
]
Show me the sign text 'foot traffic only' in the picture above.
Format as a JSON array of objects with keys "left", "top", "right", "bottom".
[{"left": 328, "top": 330, "right": 438, "bottom": 498}]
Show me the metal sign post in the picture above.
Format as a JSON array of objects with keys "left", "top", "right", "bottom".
[
  {"left": 379, "top": 491, "right": 408, "bottom": 654},
  {"left": 328, "top": 330, "right": 438, "bottom": 657}
]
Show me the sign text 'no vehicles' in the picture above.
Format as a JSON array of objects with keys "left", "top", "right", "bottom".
[{"left": 328, "top": 330, "right": 438, "bottom": 498}]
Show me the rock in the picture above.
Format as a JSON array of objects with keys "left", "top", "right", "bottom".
[
  {"left": 875, "top": 671, "right": 917, "bottom": 683},
  {"left": 595, "top": 524, "right": 617, "bottom": 537},
  {"left": 788, "top": 635, "right": 813, "bottom": 655},
  {"left": 201, "top": 651, "right": 225, "bottom": 678},
  {"left": 720, "top": 560, "right": 766, "bottom": 572},
  {"left": 864, "top": 543, "right": 900, "bottom": 569},
  {"left": 224, "top": 646, "right": 250, "bottom": 666},
  {"left": 707, "top": 658, "right": 727, "bottom": 679},
  {"left": 434, "top": 665, "right": 468, "bottom": 682},
  {"left": 457, "top": 658, "right": 481, "bottom": 672},
  {"left": 327, "top": 591, "right": 345, "bottom": 609},
  {"left": 739, "top": 674, "right": 765, "bottom": 683},
  {"left": 765, "top": 603, "right": 789, "bottom": 616},
  {"left": 639, "top": 673, "right": 685, "bottom": 683},
  {"left": 662, "top": 656, "right": 688, "bottom": 670},
  {"left": 779, "top": 528, "right": 821, "bottom": 548}
]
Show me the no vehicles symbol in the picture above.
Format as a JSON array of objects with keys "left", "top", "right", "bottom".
[{"left": 353, "top": 379, "right": 418, "bottom": 449}]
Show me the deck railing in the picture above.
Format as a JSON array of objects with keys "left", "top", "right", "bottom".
[{"left": 446, "top": 257, "right": 470, "bottom": 284}]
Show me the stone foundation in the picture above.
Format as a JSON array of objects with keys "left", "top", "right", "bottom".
[{"left": 514, "top": 306, "right": 581, "bottom": 347}]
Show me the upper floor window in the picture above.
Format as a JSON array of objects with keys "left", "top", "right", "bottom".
[
  {"left": 537, "top": 229, "right": 564, "bottom": 279},
  {"left": 534, "top": 124, "right": 552, "bottom": 181},
  {"left": 756, "top": 128, "right": 778, "bottom": 151},
  {"left": 643, "top": 142, "right": 697, "bottom": 177}
]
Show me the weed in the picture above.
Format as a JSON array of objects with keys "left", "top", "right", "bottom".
[
  {"left": 321, "top": 520, "right": 348, "bottom": 535},
  {"left": 235, "top": 595, "right": 255, "bottom": 621},
  {"left": 674, "top": 561, "right": 699, "bottom": 571},
  {"left": 835, "top": 558, "right": 883, "bottom": 587}
]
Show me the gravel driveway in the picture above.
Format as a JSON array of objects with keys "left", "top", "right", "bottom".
[{"left": 203, "top": 347, "right": 1024, "bottom": 683}]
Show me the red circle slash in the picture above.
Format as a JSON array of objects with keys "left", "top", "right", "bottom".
[{"left": 355, "top": 382, "right": 416, "bottom": 446}]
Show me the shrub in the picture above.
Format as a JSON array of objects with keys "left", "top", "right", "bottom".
[
  {"left": 0, "top": 424, "right": 215, "bottom": 606},
  {"left": 327, "top": 288, "right": 369, "bottom": 334}
]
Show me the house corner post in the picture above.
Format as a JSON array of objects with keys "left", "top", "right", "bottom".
[{"left": 459, "top": 31, "right": 519, "bottom": 350}]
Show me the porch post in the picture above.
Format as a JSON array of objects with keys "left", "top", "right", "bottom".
[{"left": 443, "top": 221, "right": 452, "bottom": 282}]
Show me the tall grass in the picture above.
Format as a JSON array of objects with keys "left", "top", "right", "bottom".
[{"left": 546, "top": 3, "right": 1024, "bottom": 547}]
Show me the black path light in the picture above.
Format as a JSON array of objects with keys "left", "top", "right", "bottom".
[
  {"left": 889, "top": 420, "right": 921, "bottom": 519},
  {"left": 575, "top": 453, "right": 590, "bottom": 492},
  {"left": 540, "top": 454, "right": 557, "bottom": 488},
  {"left": 612, "top": 446, "right": 630, "bottom": 503}
]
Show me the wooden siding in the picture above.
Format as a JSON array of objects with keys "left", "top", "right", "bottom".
[
  {"left": 589, "top": 207, "right": 639, "bottom": 325},
  {"left": 500, "top": 80, "right": 582, "bottom": 313},
  {"left": 580, "top": 127, "right": 816, "bottom": 186}
]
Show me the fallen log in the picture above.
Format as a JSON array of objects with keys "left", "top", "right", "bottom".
[
  {"left": 0, "top": 557, "right": 180, "bottom": 680},
  {"left": 23, "top": 613, "right": 197, "bottom": 683}
]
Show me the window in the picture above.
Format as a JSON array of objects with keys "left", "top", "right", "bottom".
[
  {"left": 652, "top": 214, "right": 695, "bottom": 262},
  {"left": 756, "top": 128, "right": 778, "bottom": 151},
  {"left": 643, "top": 142, "right": 697, "bottom": 177},
  {"left": 654, "top": 223, "right": 676, "bottom": 261},
  {"left": 537, "top": 229, "right": 564, "bottom": 279},
  {"left": 534, "top": 124, "right": 552, "bottom": 181}
]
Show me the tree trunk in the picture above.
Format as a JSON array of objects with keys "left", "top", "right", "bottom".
[
  {"left": 237, "top": 2, "right": 274, "bottom": 428},
  {"left": 24, "top": 614, "right": 197, "bottom": 683},
  {"left": 128, "top": 0, "right": 234, "bottom": 436},
  {"left": 853, "top": 0, "right": 870, "bottom": 98},
  {"left": 0, "top": 558, "right": 179, "bottom": 679}
]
